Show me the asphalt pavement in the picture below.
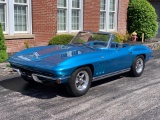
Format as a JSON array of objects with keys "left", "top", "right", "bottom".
[{"left": 0, "top": 50, "right": 160, "bottom": 120}]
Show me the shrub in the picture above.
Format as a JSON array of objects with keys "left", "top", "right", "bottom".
[
  {"left": 92, "top": 33, "right": 125, "bottom": 43},
  {"left": 49, "top": 34, "right": 74, "bottom": 45},
  {"left": 0, "top": 23, "right": 8, "bottom": 63},
  {"left": 24, "top": 41, "right": 30, "bottom": 48},
  {"left": 112, "top": 33, "right": 122, "bottom": 43},
  {"left": 48, "top": 33, "right": 131, "bottom": 45},
  {"left": 127, "top": 0, "right": 158, "bottom": 39},
  {"left": 92, "top": 34, "right": 110, "bottom": 42},
  {"left": 113, "top": 32, "right": 131, "bottom": 43},
  {"left": 0, "top": 50, "right": 8, "bottom": 63}
]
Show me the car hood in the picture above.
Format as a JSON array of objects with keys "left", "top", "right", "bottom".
[{"left": 9, "top": 45, "right": 95, "bottom": 66}]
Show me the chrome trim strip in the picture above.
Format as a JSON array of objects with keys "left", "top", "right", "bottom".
[
  {"left": 32, "top": 73, "right": 70, "bottom": 82},
  {"left": 32, "top": 74, "right": 43, "bottom": 83},
  {"left": 92, "top": 68, "right": 131, "bottom": 81}
]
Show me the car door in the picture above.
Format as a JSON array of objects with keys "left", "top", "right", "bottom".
[{"left": 105, "top": 45, "right": 133, "bottom": 73}]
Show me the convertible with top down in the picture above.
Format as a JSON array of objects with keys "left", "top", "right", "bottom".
[{"left": 8, "top": 31, "right": 153, "bottom": 96}]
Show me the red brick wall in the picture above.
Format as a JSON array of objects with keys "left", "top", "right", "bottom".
[
  {"left": 32, "top": 0, "right": 57, "bottom": 46},
  {"left": 5, "top": 0, "right": 58, "bottom": 53},
  {"left": 5, "top": 0, "right": 129, "bottom": 53},
  {"left": 84, "top": 0, "right": 129, "bottom": 33},
  {"left": 83, "top": 0, "right": 100, "bottom": 32},
  {"left": 117, "top": 0, "right": 129, "bottom": 34},
  {"left": 6, "top": 38, "right": 35, "bottom": 53}
]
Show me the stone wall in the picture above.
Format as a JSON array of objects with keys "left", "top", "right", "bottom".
[{"left": 144, "top": 42, "right": 160, "bottom": 50}]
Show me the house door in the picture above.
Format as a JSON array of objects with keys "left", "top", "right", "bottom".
[{"left": 150, "top": 2, "right": 160, "bottom": 37}]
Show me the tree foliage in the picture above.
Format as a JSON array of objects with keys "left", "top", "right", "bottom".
[
  {"left": 0, "top": 23, "right": 8, "bottom": 63},
  {"left": 127, "top": 0, "right": 158, "bottom": 39}
]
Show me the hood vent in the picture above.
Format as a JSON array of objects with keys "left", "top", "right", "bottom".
[{"left": 61, "top": 50, "right": 81, "bottom": 58}]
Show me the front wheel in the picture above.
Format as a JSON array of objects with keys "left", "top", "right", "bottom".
[
  {"left": 66, "top": 67, "right": 92, "bottom": 97},
  {"left": 130, "top": 55, "right": 145, "bottom": 77}
]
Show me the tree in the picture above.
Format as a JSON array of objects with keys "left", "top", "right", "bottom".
[
  {"left": 0, "top": 23, "right": 8, "bottom": 63},
  {"left": 127, "top": 0, "right": 158, "bottom": 39}
]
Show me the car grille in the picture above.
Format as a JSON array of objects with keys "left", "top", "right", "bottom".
[{"left": 11, "top": 64, "right": 55, "bottom": 77}]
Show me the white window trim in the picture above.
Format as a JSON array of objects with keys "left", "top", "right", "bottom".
[
  {"left": 0, "top": 0, "right": 7, "bottom": 34},
  {"left": 2, "top": 0, "right": 32, "bottom": 35},
  {"left": 100, "top": 0, "right": 107, "bottom": 30},
  {"left": 108, "top": 0, "right": 118, "bottom": 31},
  {"left": 14, "top": 0, "right": 32, "bottom": 34},
  {"left": 57, "top": 0, "right": 68, "bottom": 32},
  {"left": 70, "top": 0, "right": 83, "bottom": 32},
  {"left": 57, "top": 0, "right": 83, "bottom": 33},
  {"left": 99, "top": 0, "right": 118, "bottom": 32}
]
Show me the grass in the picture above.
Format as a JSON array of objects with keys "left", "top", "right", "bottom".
[{"left": 6, "top": 64, "right": 11, "bottom": 67}]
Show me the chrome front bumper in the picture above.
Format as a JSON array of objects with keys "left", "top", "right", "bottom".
[{"left": 13, "top": 68, "right": 70, "bottom": 84}]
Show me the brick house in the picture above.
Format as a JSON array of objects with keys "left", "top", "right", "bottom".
[{"left": 1, "top": 0, "right": 129, "bottom": 53}]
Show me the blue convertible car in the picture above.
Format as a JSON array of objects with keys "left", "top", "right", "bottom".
[{"left": 8, "top": 31, "right": 152, "bottom": 96}]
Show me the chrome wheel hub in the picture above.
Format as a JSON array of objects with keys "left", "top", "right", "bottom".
[
  {"left": 75, "top": 71, "right": 89, "bottom": 91},
  {"left": 135, "top": 58, "right": 143, "bottom": 73}
]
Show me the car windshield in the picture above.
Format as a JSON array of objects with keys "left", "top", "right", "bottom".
[{"left": 70, "top": 31, "right": 111, "bottom": 48}]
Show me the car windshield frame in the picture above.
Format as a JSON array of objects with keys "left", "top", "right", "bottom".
[{"left": 69, "top": 31, "right": 114, "bottom": 49}]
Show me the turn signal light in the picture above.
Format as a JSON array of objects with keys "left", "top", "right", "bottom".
[{"left": 57, "top": 79, "right": 61, "bottom": 84}]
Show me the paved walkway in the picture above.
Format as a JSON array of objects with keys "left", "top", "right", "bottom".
[{"left": 0, "top": 62, "right": 19, "bottom": 81}]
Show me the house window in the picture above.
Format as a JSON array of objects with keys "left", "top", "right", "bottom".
[
  {"left": 14, "top": 0, "right": 28, "bottom": 32},
  {"left": 72, "top": 0, "right": 80, "bottom": 30},
  {"left": 0, "top": 0, "right": 32, "bottom": 35},
  {"left": 100, "top": 0, "right": 106, "bottom": 30},
  {"left": 109, "top": 0, "right": 116, "bottom": 29},
  {"left": 58, "top": 0, "right": 67, "bottom": 31},
  {"left": 57, "top": 0, "right": 83, "bottom": 32},
  {"left": 99, "top": 0, "right": 118, "bottom": 31},
  {"left": 0, "top": 0, "right": 6, "bottom": 32}
]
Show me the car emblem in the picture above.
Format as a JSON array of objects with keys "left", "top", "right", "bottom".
[
  {"left": 101, "top": 56, "right": 104, "bottom": 59},
  {"left": 33, "top": 52, "right": 40, "bottom": 59}
]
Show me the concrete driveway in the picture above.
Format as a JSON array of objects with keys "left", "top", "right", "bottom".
[{"left": 0, "top": 51, "right": 160, "bottom": 120}]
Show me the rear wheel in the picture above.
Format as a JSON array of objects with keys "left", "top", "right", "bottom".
[
  {"left": 130, "top": 55, "right": 145, "bottom": 77},
  {"left": 66, "top": 67, "right": 92, "bottom": 97}
]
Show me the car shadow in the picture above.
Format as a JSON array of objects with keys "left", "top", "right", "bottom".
[
  {"left": 0, "top": 77, "right": 71, "bottom": 99},
  {"left": 0, "top": 74, "right": 128, "bottom": 99}
]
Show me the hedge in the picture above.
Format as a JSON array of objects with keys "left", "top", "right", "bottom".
[
  {"left": 49, "top": 34, "right": 74, "bottom": 45},
  {"left": 49, "top": 33, "right": 130, "bottom": 46}
]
